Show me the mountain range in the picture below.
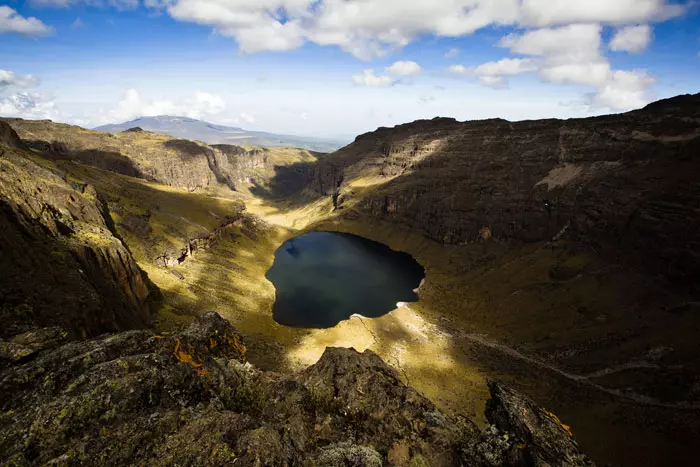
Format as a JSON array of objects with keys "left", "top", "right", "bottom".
[{"left": 95, "top": 115, "right": 347, "bottom": 152}]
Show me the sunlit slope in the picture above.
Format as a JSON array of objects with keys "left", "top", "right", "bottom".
[{"left": 1, "top": 117, "right": 322, "bottom": 196}]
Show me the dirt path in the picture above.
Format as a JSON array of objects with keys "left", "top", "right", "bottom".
[{"left": 459, "top": 331, "right": 700, "bottom": 410}]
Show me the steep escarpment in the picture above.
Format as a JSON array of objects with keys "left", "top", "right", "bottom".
[
  {"left": 1, "top": 118, "right": 320, "bottom": 194},
  {"left": 312, "top": 94, "right": 700, "bottom": 282},
  {"left": 0, "top": 122, "right": 154, "bottom": 342},
  {"left": 0, "top": 311, "right": 593, "bottom": 466}
]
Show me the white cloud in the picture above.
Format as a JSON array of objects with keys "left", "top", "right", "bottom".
[
  {"left": 386, "top": 60, "right": 422, "bottom": 76},
  {"left": 0, "top": 92, "right": 60, "bottom": 120},
  {"left": 137, "top": 0, "right": 684, "bottom": 59},
  {"left": 497, "top": 24, "right": 656, "bottom": 110},
  {"left": 0, "top": 69, "right": 59, "bottom": 121},
  {"left": 539, "top": 62, "right": 611, "bottom": 87},
  {"left": 479, "top": 76, "right": 508, "bottom": 89},
  {"left": 449, "top": 58, "right": 536, "bottom": 88},
  {"left": 519, "top": 0, "right": 685, "bottom": 27},
  {"left": 474, "top": 58, "right": 538, "bottom": 76},
  {"left": 99, "top": 88, "right": 227, "bottom": 124},
  {"left": 500, "top": 24, "right": 602, "bottom": 62},
  {"left": 239, "top": 112, "right": 256, "bottom": 124},
  {"left": 220, "top": 112, "right": 257, "bottom": 126},
  {"left": 585, "top": 69, "right": 655, "bottom": 110},
  {"left": 71, "top": 17, "right": 84, "bottom": 28},
  {"left": 444, "top": 47, "right": 460, "bottom": 58},
  {"left": 0, "top": 6, "right": 53, "bottom": 37},
  {"left": 610, "top": 25, "right": 653, "bottom": 53},
  {"left": 447, "top": 65, "right": 468, "bottom": 75},
  {"left": 352, "top": 69, "right": 394, "bottom": 87},
  {"left": 15, "top": 0, "right": 685, "bottom": 60},
  {"left": 0, "top": 70, "right": 40, "bottom": 89},
  {"left": 192, "top": 91, "right": 226, "bottom": 115}
]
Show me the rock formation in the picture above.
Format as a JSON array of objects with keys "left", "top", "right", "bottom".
[
  {"left": 0, "top": 122, "right": 154, "bottom": 342},
  {"left": 0, "top": 312, "right": 594, "bottom": 466}
]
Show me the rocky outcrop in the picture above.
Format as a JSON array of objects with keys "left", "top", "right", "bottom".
[
  {"left": 0, "top": 121, "right": 24, "bottom": 149},
  {"left": 153, "top": 209, "right": 258, "bottom": 268},
  {"left": 0, "top": 143, "right": 154, "bottom": 340},
  {"left": 484, "top": 381, "right": 595, "bottom": 466},
  {"left": 0, "top": 311, "right": 593, "bottom": 466}
]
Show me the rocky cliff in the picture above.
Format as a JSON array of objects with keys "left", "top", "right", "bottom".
[
  {"left": 0, "top": 122, "right": 154, "bottom": 343},
  {"left": 312, "top": 94, "right": 700, "bottom": 282},
  {"left": 0, "top": 312, "right": 593, "bottom": 466}
]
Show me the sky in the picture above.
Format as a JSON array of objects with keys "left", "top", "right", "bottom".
[{"left": 0, "top": 0, "right": 699, "bottom": 140}]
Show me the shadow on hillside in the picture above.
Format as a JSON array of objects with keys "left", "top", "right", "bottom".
[
  {"left": 25, "top": 139, "right": 146, "bottom": 180},
  {"left": 250, "top": 160, "right": 317, "bottom": 202},
  {"left": 162, "top": 139, "right": 208, "bottom": 161}
]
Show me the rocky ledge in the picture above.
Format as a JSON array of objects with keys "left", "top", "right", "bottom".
[{"left": 0, "top": 312, "right": 593, "bottom": 466}]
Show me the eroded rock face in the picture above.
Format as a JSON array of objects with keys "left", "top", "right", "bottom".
[
  {"left": 0, "top": 145, "right": 154, "bottom": 340},
  {"left": 0, "top": 312, "right": 594, "bottom": 466},
  {"left": 484, "top": 381, "right": 595, "bottom": 467}
]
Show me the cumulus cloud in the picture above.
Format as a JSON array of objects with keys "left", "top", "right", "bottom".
[
  {"left": 18, "top": 1, "right": 685, "bottom": 60},
  {"left": 610, "top": 25, "right": 653, "bottom": 53},
  {"left": 519, "top": 0, "right": 684, "bottom": 27},
  {"left": 0, "top": 70, "right": 41, "bottom": 89},
  {"left": 500, "top": 23, "right": 602, "bottom": 61},
  {"left": 0, "top": 6, "right": 53, "bottom": 37},
  {"left": 449, "top": 58, "right": 537, "bottom": 88},
  {"left": 585, "top": 69, "right": 655, "bottom": 109},
  {"left": 0, "top": 92, "right": 60, "bottom": 120},
  {"left": 494, "top": 24, "right": 656, "bottom": 110},
  {"left": 474, "top": 57, "right": 538, "bottom": 76},
  {"left": 386, "top": 61, "right": 422, "bottom": 76},
  {"left": 133, "top": 0, "right": 685, "bottom": 59},
  {"left": 352, "top": 69, "right": 394, "bottom": 87},
  {"left": 99, "top": 88, "right": 227, "bottom": 124},
  {"left": 0, "top": 70, "right": 59, "bottom": 120}
]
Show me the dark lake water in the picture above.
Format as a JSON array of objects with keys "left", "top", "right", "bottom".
[{"left": 266, "top": 232, "right": 425, "bottom": 328}]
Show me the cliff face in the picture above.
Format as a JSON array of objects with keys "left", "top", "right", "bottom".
[
  {"left": 313, "top": 94, "right": 700, "bottom": 281},
  {"left": 1, "top": 118, "right": 319, "bottom": 194},
  {"left": 0, "top": 311, "right": 594, "bottom": 466},
  {"left": 0, "top": 122, "right": 154, "bottom": 342}
]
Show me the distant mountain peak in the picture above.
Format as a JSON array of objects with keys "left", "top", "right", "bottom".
[{"left": 94, "top": 116, "right": 347, "bottom": 152}]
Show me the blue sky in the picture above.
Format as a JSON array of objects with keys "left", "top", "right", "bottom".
[{"left": 1, "top": 0, "right": 699, "bottom": 140}]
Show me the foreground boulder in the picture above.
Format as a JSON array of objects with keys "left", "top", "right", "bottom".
[{"left": 0, "top": 312, "right": 594, "bottom": 466}]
